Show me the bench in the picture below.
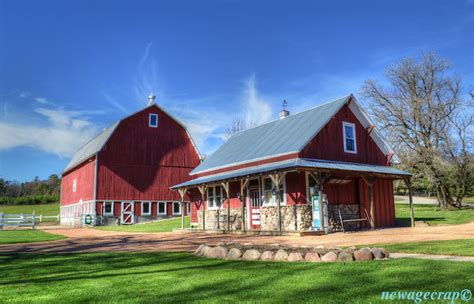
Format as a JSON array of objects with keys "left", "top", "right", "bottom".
[{"left": 338, "top": 208, "right": 371, "bottom": 232}]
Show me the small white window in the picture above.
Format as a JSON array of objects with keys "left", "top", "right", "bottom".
[
  {"left": 173, "top": 202, "right": 181, "bottom": 215},
  {"left": 158, "top": 202, "right": 167, "bottom": 215},
  {"left": 103, "top": 202, "right": 113, "bottom": 216},
  {"left": 72, "top": 179, "right": 77, "bottom": 192},
  {"left": 149, "top": 113, "right": 158, "bottom": 128},
  {"left": 343, "top": 122, "right": 357, "bottom": 154},
  {"left": 207, "top": 186, "right": 223, "bottom": 209},
  {"left": 142, "top": 201, "right": 151, "bottom": 216}
]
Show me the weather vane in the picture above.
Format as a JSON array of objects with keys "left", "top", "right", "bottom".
[{"left": 282, "top": 100, "right": 288, "bottom": 111}]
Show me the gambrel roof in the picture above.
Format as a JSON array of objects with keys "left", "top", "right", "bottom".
[
  {"left": 191, "top": 94, "right": 397, "bottom": 175},
  {"left": 63, "top": 104, "right": 201, "bottom": 174}
]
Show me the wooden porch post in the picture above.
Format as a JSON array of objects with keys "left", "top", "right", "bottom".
[
  {"left": 240, "top": 178, "right": 249, "bottom": 231},
  {"left": 404, "top": 177, "right": 415, "bottom": 227},
  {"left": 269, "top": 172, "right": 287, "bottom": 233},
  {"left": 221, "top": 182, "right": 230, "bottom": 231},
  {"left": 198, "top": 185, "right": 207, "bottom": 231},
  {"left": 177, "top": 188, "right": 187, "bottom": 230},
  {"left": 363, "top": 176, "right": 376, "bottom": 229}
]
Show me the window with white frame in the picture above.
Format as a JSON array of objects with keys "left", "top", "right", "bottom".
[
  {"left": 157, "top": 202, "right": 166, "bottom": 215},
  {"left": 142, "top": 201, "right": 151, "bottom": 216},
  {"left": 186, "top": 202, "right": 190, "bottom": 214},
  {"left": 343, "top": 121, "right": 357, "bottom": 154},
  {"left": 262, "top": 177, "right": 285, "bottom": 205},
  {"left": 72, "top": 179, "right": 77, "bottom": 192},
  {"left": 207, "top": 185, "right": 223, "bottom": 209},
  {"left": 103, "top": 201, "right": 113, "bottom": 216},
  {"left": 173, "top": 202, "right": 181, "bottom": 215},
  {"left": 149, "top": 113, "right": 158, "bottom": 128}
]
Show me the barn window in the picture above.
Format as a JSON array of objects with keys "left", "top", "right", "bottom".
[
  {"left": 343, "top": 121, "right": 357, "bottom": 154},
  {"left": 158, "top": 202, "right": 166, "bottom": 215},
  {"left": 103, "top": 202, "right": 113, "bottom": 216},
  {"left": 72, "top": 179, "right": 77, "bottom": 192},
  {"left": 142, "top": 201, "right": 151, "bottom": 216},
  {"left": 262, "top": 177, "right": 285, "bottom": 206},
  {"left": 207, "top": 186, "right": 223, "bottom": 209},
  {"left": 149, "top": 113, "right": 158, "bottom": 128},
  {"left": 173, "top": 202, "right": 181, "bottom": 215}
]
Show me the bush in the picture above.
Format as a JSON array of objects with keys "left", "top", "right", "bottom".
[{"left": 0, "top": 195, "right": 59, "bottom": 205}]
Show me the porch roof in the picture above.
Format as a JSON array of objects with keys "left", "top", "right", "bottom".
[{"left": 172, "top": 158, "right": 411, "bottom": 189}]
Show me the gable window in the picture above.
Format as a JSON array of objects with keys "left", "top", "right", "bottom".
[
  {"left": 343, "top": 122, "right": 357, "bottom": 154},
  {"left": 149, "top": 113, "right": 158, "bottom": 128},
  {"left": 173, "top": 202, "right": 181, "bottom": 215},
  {"left": 262, "top": 177, "right": 285, "bottom": 205},
  {"left": 72, "top": 179, "right": 77, "bottom": 192},
  {"left": 142, "top": 201, "right": 151, "bottom": 216},
  {"left": 207, "top": 185, "right": 223, "bottom": 209},
  {"left": 158, "top": 202, "right": 166, "bottom": 215},
  {"left": 103, "top": 201, "right": 113, "bottom": 216}
]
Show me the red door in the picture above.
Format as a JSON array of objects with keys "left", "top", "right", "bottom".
[
  {"left": 249, "top": 189, "right": 262, "bottom": 229},
  {"left": 121, "top": 202, "right": 134, "bottom": 225}
]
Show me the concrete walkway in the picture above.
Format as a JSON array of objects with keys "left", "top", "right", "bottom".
[{"left": 391, "top": 252, "right": 474, "bottom": 262}]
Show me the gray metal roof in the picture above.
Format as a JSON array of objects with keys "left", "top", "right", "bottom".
[
  {"left": 63, "top": 121, "right": 120, "bottom": 173},
  {"left": 191, "top": 95, "right": 351, "bottom": 175},
  {"left": 173, "top": 158, "right": 411, "bottom": 188}
]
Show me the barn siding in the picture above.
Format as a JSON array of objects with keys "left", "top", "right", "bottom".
[
  {"left": 300, "top": 104, "right": 387, "bottom": 165},
  {"left": 61, "top": 158, "right": 96, "bottom": 205},
  {"left": 358, "top": 178, "right": 395, "bottom": 228}
]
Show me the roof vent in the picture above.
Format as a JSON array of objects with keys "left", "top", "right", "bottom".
[
  {"left": 147, "top": 94, "right": 156, "bottom": 106},
  {"left": 279, "top": 100, "right": 290, "bottom": 119}
]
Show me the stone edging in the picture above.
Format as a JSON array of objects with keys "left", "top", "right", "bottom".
[{"left": 194, "top": 242, "right": 389, "bottom": 262}]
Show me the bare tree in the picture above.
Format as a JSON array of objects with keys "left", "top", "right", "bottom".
[
  {"left": 362, "top": 53, "right": 473, "bottom": 209},
  {"left": 224, "top": 119, "right": 247, "bottom": 140}
]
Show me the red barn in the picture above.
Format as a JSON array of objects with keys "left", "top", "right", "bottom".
[
  {"left": 60, "top": 99, "right": 201, "bottom": 226},
  {"left": 173, "top": 94, "right": 411, "bottom": 233}
]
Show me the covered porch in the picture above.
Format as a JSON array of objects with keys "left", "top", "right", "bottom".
[{"left": 172, "top": 158, "right": 413, "bottom": 234}]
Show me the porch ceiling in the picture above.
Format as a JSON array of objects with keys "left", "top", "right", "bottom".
[{"left": 171, "top": 158, "right": 411, "bottom": 189}]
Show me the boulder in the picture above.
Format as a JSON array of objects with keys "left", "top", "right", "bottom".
[
  {"left": 209, "top": 246, "right": 228, "bottom": 259},
  {"left": 260, "top": 251, "right": 275, "bottom": 261},
  {"left": 200, "top": 246, "right": 213, "bottom": 257},
  {"left": 243, "top": 242, "right": 254, "bottom": 247},
  {"left": 242, "top": 249, "right": 261, "bottom": 261},
  {"left": 314, "top": 248, "right": 329, "bottom": 256},
  {"left": 226, "top": 248, "right": 243, "bottom": 260},
  {"left": 274, "top": 249, "right": 289, "bottom": 262},
  {"left": 370, "top": 248, "right": 384, "bottom": 260},
  {"left": 321, "top": 251, "right": 338, "bottom": 262},
  {"left": 216, "top": 242, "right": 225, "bottom": 247},
  {"left": 380, "top": 248, "right": 389, "bottom": 258},
  {"left": 305, "top": 252, "right": 321, "bottom": 262},
  {"left": 354, "top": 248, "right": 374, "bottom": 261},
  {"left": 194, "top": 244, "right": 206, "bottom": 256},
  {"left": 288, "top": 252, "right": 304, "bottom": 262},
  {"left": 337, "top": 251, "right": 354, "bottom": 262}
]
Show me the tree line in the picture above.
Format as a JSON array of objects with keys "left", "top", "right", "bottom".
[{"left": 0, "top": 175, "right": 61, "bottom": 205}]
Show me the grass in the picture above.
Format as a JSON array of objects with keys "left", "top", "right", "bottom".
[
  {"left": 0, "top": 230, "right": 65, "bottom": 244},
  {"left": 0, "top": 252, "right": 472, "bottom": 303},
  {"left": 376, "top": 239, "right": 474, "bottom": 257},
  {"left": 0, "top": 203, "right": 60, "bottom": 222},
  {"left": 395, "top": 203, "right": 474, "bottom": 226},
  {"left": 95, "top": 216, "right": 190, "bottom": 233}
]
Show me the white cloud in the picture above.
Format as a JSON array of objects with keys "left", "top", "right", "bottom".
[
  {"left": 241, "top": 74, "right": 273, "bottom": 127},
  {"left": 34, "top": 97, "right": 50, "bottom": 104},
  {"left": 102, "top": 92, "right": 128, "bottom": 113},
  {"left": 0, "top": 107, "right": 98, "bottom": 158},
  {"left": 19, "top": 91, "right": 31, "bottom": 98}
]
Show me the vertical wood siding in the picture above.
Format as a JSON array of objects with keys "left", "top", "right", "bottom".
[
  {"left": 61, "top": 158, "right": 96, "bottom": 205},
  {"left": 359, "top": 178, "right": 395, "bottom": 228}
]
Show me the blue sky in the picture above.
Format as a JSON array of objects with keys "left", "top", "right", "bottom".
[{"left": 1, "top": 0, "right": 473, "bottom": 182}]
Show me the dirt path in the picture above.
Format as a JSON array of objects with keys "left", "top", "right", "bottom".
[{"left": 1, "top": 222, "right": 474, "bottom": 254}]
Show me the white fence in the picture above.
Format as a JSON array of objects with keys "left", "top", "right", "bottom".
[{"left": 0, "top": 213, "right": 60, "bottom": 229}]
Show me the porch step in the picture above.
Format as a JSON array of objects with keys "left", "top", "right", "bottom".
[{"left": 175, "top": 228, "right": 326, "bottom": 237}]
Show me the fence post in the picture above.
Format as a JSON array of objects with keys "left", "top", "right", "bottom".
[
  {"left": 40, "top": 214, "right": 43, "bottom": 223},
  {"left": 0, "top": 212, "right": 3, "bottom": 229},
  {"left": 32, "top": 211, "right": 36, "bottom": 229}
]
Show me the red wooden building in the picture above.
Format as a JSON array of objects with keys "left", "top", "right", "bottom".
[
  {"left": 173, "top": 94, "right": 411, "bottom": 233},
  {"left": 60, "top": 97, "right": 201, "bottom": 226}
]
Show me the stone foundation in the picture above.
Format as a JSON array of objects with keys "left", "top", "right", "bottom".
[
  {"left": 197, "top": 208, "right": 243, "bottom": 230},
  {"left": 260, "top": 205, "right": 312, "bottom": 231},
  {"left": 328, "top": 204, "right": 360, "bottom": 231}
]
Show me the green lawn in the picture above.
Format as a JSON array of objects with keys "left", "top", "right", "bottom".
[
  {"left": 0, "top": 252, "right": 472, "bottom": 303},
  {"left": 0, "top": 230, "right": 65, "bottom": 244},
  {"left": 395, "top": 203, "right": 474, "bottom": 226},
  {"left": 95, "top": 216, "right": 190, "bottom": 233},
  {"left": 376, "top": 239, "right": 474, "bottom": 257},
  {"left": 0, "top": 203, "right": 60, "bottom": 222}
]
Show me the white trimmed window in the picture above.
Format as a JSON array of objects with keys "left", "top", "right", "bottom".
[
  {"left": 158, "top": 202, "right": 167, "bottom": 215},
  {"left": 186, "top": 202, "right": 190, "bottom": 214},
  {"left": 262, "top": 177, "right": 285, "bottom": 206},
  {"left": 142, "top": 201, "right": 151, "bottom": 216},
  {"left": 343, "top": 121, "right": 357, "bottom": 154},
  {"left": 72, "top": 179, "right": 77, "bottom": 192},
  {"left": 103, "top": 201, "right": 113, "bottom": 216},
  {"left": 149, "top": 113, "right": 158, "bottom": 128},
  {"left": 207, "top": 185, "right": 223, "bottom": 209},
  {"left": 173, "top": 202, "right": 181, "bottom": 215}
]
